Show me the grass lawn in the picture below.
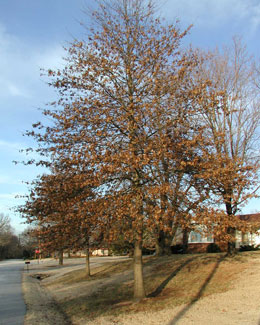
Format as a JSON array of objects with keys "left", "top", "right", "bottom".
[{"left": 44, "top": 251, "right": 260, "bottom": 322}]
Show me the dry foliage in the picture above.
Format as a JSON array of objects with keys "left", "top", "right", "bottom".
[{"left": 18, "top": 0, "right": 260, "bottom": 299}]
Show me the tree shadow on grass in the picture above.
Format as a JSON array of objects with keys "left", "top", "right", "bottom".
[
  {"left": 167, "top": 255, "right": 226, "bottom": 325},
  {"left": 92, "top": 261, "right": 131, "bottom": 276},
  {"left": 148, "top": 256, "right": 198, "bottom": 298}
]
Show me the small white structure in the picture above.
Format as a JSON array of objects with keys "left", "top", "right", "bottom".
[
  {"left": 236, "top": 214, "right": 260, "bottom": 248},
  {"left": 91, "top": 248, "right": 109, "bottom": 256}
]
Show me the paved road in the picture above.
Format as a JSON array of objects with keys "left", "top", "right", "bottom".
[{"left": 0, "top": 260, "right": 26, "bottom": 325}]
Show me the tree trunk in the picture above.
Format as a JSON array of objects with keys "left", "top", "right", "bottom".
[
  {"left": 133, "top": 239, "right": 145, "bottom": 301},
  {"left": 85, "top": 243, "right": 91, "bottom": 277},
  {"left": 225, "top": 198, "right": 237, "bottom": 256},
  {"left": 155, "top": 230, "right": 172, "bottom": 255},
  {"left": 182, "top": 229, "right": 189, "bottom": 254},
  {"left": 155, "top": 230, "right": 165, "bottom": 256},
  {"left": 58, "top": 249, "right": 63, "bottom": 265},
  {"left": 227, "top": 227, "right": 236, "bottom": 255}
]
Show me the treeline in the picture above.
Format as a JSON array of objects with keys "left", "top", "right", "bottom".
[
  {"left": 17, "top": 0, "right": 260, "bottom": 300},
  {"left": 0, "top": 214, "right": 21, "bottom": 259},
  {"left": 0, "top": 214, "right": 36, "bottom": 259}
]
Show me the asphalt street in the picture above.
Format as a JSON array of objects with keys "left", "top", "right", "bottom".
[{"left": 0, "top": 260, "right": 26, "bottom": 325}]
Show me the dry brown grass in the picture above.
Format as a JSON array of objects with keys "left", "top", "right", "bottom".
[
  {"left": 46, "top": 259, "right": 133, "bottom": 286},
  {"left": 45, "top": 251, "right": 260, "bottom": 323}
]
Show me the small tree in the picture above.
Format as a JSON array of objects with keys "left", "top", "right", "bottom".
[
  {"left": 0, "top": 214, "right": 23, "bottom": 259},
  {"left": 19, "top": 227, "right": 38, "bottom": 259},
  {"left": 19, "top": 169, "right": 96, "bottom": 272},
  {"left": 0, "top": 214, "right": 11, "bottom": 239},
  {"left": 197, "top": 38, "right": 260, "bottom": 254}
]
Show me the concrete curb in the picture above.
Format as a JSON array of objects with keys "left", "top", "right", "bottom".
[{"left": 22, "top": 271, "right": 71, "bottom": 325}]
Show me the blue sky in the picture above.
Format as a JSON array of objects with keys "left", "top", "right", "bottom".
[{"left": 0, "top": 0, "right": 260, "bottom": 233}]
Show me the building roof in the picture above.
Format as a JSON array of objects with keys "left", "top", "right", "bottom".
[{"left": 237, "top": 213, "right": 260, "bottom": 223}]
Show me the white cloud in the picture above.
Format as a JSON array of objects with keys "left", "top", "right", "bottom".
[
  {"left": 0, "top": 192, "right": 26, "bottom": 215},
  {"left": 0, "top": 193, "right": 21, "bottom": 200},
  {"left": 0, "top": 192, "right": 27, "bottom": 209},
  {"left": 163, "top": 0, "right": 260, "bottom": 33},
  {"left": 0, "top": 24, "right": 31, "bottom": 96},
  {"left": 0, "top": 191, "right": 27, "bottom": 233},
  {"left": 36, "top": 46, "right": 66, "bottom": 70},
  {"left": 7, "top": 82, "right": 30, "bottom": 98},
  {"left": 0, "top": 78, "right": 31, "bottom": 99},
  {"left": 250, "top": 3, "right": 260, "bottom": 33},
  {"left": 0, "top": 175, "right": 20, "bottom": 185},
  {"left": 0, "top": 21, "right": 65, "bottom": 105},
  {"left": 0, "top": 139, "right": 25, "bottom": 152}
]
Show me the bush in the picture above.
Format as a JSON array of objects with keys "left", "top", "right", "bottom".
[
  {"left": 207, "top": 243, "right": 221, "bottom": 253},
  {"left": 171, "top": 244, "right": 184, "bottom": 254},
  {"left": 142, "top": 247, "right": 155, "bottom": 255},
  {"left": 239, "top": 244, "right": 260, "bottom": 252},
  {"left": 109, "top": 241, "right": 133, "bottom": 256}
]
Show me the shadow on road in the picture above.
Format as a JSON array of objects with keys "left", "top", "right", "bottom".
[{"left": 167, "top": 255, "right": 226, "bottom": 325}]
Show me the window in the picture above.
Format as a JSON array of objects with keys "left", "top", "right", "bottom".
[{"left": 189, "top": 230, "right": 213, "bottom": 243}]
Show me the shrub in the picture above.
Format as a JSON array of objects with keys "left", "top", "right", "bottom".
[
  {"left": 142, "top": 247, "right": 155, "bottom": 255},
  {"left": 109, "top": 241, "right": 133, "bottom": 256},
  {"left": 171, "top": 244, "right": 184, "bottom": 254},
  {"left": 207, "top": 243, "right": 221, "bottom": 253},
  {"left": 239, "top": 244, "right": 260, "bottom": 252}
]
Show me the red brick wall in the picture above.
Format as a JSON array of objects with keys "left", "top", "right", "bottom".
[
  {"left": 187, "top": 242, "right": 227, "bottom": 253},
  {"left": 187, "top": 243, "right": 210, "bottom": 253}
]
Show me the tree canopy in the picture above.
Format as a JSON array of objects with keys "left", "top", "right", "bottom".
[{"left": 18, "top": 0, "right": 260, "bottom": 300}]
